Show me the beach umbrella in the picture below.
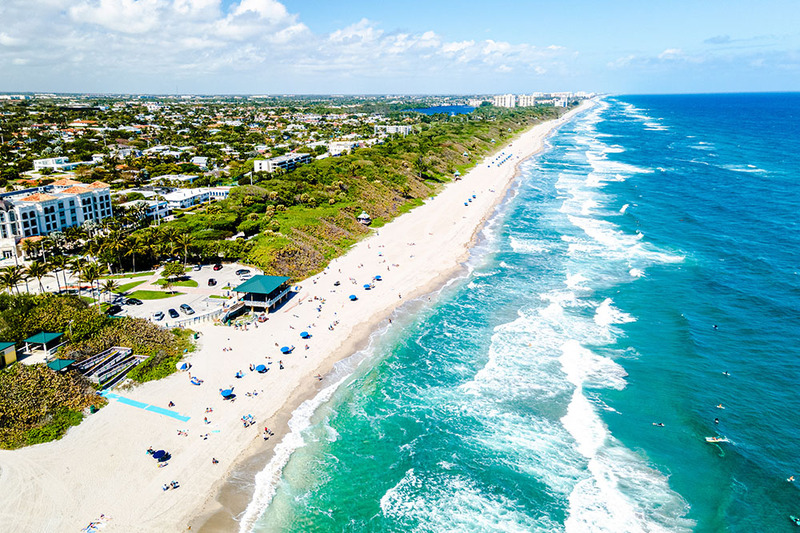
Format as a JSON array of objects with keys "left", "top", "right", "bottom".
[
  {"left": 281, "top": 346, "right": 291, "bottom": 354},
  {"left": 152, "top": 450, "right": 166, "bottom": 460},
  {"left": 300, "top": 331, "right": 310, "bottom": 339},
  {"left": 349, "top": 295, "right": 358, "bottom": 301},
  {"left": 256, "top": 364, "right": 267, "bottom": 373},
  {"left": 176, "top": 362, "right": 190, "bottom": 371},
  {"left": 363, "top": 284, "right": 371, "bottom": 290},
  {"left": 374, "top": 275, "right": 382, "bottom": 281},
  {"left": 221, "top": 388, "right": 234, "bottom": 397}
]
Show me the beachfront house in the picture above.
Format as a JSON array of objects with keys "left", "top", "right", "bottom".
[
  {"left": 0, "top": 341, "right": 17, "bottom": 367},
  {"left": 232, "top": 275, "right": 292, "bottom": 313}
]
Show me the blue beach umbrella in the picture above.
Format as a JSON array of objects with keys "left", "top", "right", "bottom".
[
  {"left": 363, "top": 284, "right": 371, "bottom": 290},
  {"left": 300, "top": 331, "right": 310, "bottom": 339},
  {"left": 221, "top": 388, "right": 234, "bottom": 397},
  {"left": 152, "top": 450, "right": 166, "bottom": 460},
  {"left": 349, "top": 294, "right": 358, "bottom": 301},
  {"left": 281, "top": 346, "right": 292, "bottom": 354},
  {"left": 374, "top": 275, "right": 382, "bottom": 281},
  {"left": 256, "top": 364, "right": 267, "bottom": 373}
]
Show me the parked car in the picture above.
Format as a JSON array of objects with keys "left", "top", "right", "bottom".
[
  {"left": 168, "top": 308, "right": 180, "bottom": 319},
  {"left": 239, "top": 273, "right": 252, "bottom": 281},
  {"left": 180, "top": 303, "right": 195, "bottom": 315},
  {"left": 153, "top": 311, "right": 165, "bottom": 321},
  {"left": 213, "top": 264, "right": 223, "bottom": 271},
  {"left": 126, "top": 298, "right": 143, "bottom": 305},
  {"left": 193, "top": 265, "right": 202, "bottom": 271},
  {"left": 207, "top": 278, "right": 217, "bottom": 287},
  {"left": 235, "top": 269, "right": 250, "bottom": 276},
  {"left": 106, "top": 305, "right": 123, "bottom": 316}
]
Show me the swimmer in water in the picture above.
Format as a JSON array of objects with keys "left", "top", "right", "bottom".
[
  {"left": 652, "top": 422, "right": 665, "bottom": 427},
  {"left": 716, "top": 404, "right": 725, "bottom": 409},
  {"left": 789, "top": 476, "right": 795, "bottom": 482},
  {"left": 722, "top": 371, "right": 730, "bottom": 376}
]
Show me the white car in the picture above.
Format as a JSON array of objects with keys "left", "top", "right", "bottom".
[{"left": 153, "top": 311, "right": 165, "bottom": 321}]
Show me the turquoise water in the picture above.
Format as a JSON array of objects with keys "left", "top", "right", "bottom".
[{"left": 245, "top": 95, "right": 800, "bottom": 532}]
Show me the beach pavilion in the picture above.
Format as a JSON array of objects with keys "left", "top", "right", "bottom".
[
  {"left": 232, "top": 275, "right": 292, "bottom": 313},
  {"left": 23, "top": 332, "right": 65, "bottom": 362}
]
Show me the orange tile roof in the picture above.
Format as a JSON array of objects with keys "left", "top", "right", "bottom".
[
  {"left": 50, "top": 178, "right": 81, "bottom": 187},
  {"left": 60, "top": 186, "right": 91, "bottom": 194},
  {"left": 88, "top": 181, "right": 110, "bottom": 189},
  {"left": 20, "top": 193, "right": 58, "bottom": 202}
]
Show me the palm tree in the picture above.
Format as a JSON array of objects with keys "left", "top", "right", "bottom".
[
  {"left": 79, "top": 262, "right": 102, "bottom": 304},
  {"left": 101, "top": 279, "right": 119, "bottom": 302},
  {"left": 25, "top": 261, "right": 50, "bottom": 294},
  {"left": 102, "top": 230, "right": 126, "bottom": 273},
  {"left": 174, "top": 233, "right": 192, "bottom": 266},
  {"left": 0, "top": 265, "right": 25, "bottom": 295},
  {"left": 48, "top": 254, "right": 68, "bottom": 292}
]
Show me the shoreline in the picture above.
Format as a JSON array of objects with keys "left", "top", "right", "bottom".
[
  {"left": 0, "top": 102, "right": 592, "bottom": 533},
  {"left": 193, "top": 102, "right": 594, "bottom": 532}
]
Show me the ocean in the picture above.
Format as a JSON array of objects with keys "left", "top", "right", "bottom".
[
  {"left": 243, "top": 94, "right": 800, "bottom": 532},
  {"left": 411, "top": 105, "right": 476, "bottom": 115}
]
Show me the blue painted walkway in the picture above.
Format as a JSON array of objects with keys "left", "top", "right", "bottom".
[{"left": 100, "top": 391, "right": 191, "bottom": 422}]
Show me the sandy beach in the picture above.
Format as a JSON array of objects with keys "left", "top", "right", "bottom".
[{"left": 0, "top": 102, "right": 590, "bottom": 533}]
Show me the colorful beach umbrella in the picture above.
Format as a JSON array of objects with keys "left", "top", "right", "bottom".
[
  {"left": 349, "top": 294, "right": 358, "bottom": 301},
  {"left": 300, "top": 331, "right": 310, "bottom": 339},
  {"left": 256, "top": 364, "right": 267, "bottom": 373}
]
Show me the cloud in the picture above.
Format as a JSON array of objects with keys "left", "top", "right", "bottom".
[
  {"left": 0, "top": 0, "right": 571, "bottom": 92},
  {"left": 658, "top": 48, "right": 683, "bottom": 60}
]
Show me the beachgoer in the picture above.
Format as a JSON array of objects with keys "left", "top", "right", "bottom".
[
  {"left": 714, "top": 418, "right": 720, "bottom": 424},
  {"left": 168, "top": 401, "right": 175, "bottom": 407}
]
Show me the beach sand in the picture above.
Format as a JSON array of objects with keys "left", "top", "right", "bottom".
[{"left": 0, "top": 102, "right": 591, "bottom": 533}]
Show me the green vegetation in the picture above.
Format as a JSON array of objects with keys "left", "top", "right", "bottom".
[
  {"left": 154, "top": 279, "right": 198, "bottom": 288},
  {"left": 126, "top": 290, "right": 182, "bottom": 300},
  {"left": 0, "top": 292, "right": 196, "bottom": 448},
  {"left": 0, "top": 361, "right": 101, "bottom": 449},
  {"left": 100, "top": 271, "right": 155, "bottom": 280},
  {"left": 127, "top": 328, "right": 196, "bottom": 383},
  {"left": 209, "top": 294, "right": 229, "bottom": 299},
  {"left": 115, "top": 280, "right": 146, "bottom": 293}
]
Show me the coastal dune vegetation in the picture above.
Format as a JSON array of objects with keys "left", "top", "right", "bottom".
[{"left": 0, "top": 293, "right": 194, "bottom": 449}]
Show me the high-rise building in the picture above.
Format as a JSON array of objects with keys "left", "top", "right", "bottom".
[{"left": 493, "top": 94, "right": 516, "bottom": 108}]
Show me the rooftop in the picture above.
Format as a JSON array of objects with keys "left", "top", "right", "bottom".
[
  {"left": 24, "top": 332, "right": 63, "bottom": 344},
  {"left": 232, "top": 275, "right": 290, "bottom": 295}
]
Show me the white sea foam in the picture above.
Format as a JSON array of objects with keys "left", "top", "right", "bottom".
[
  {"left": 629, "top": 268, "right": 645, "bottom": 278},
  {"left": 594, "top": 298, "right": 636, "bottom": 327},
  {"left": 723, "top": 164, "right": 767, "bottom": 173},
  {"left": 238, "top": 372, "right": 349, "bottom": 532},
  {"left": 380, "top": 469, "right": 561, "bottom": 532},
  {"left": 509, "top": 236, "right": 550, "bottom": 254},
  {"left": 619, "top": 203, "right": 629, "bottom": 214}
]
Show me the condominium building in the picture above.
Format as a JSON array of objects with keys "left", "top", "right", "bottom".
[
  {"left": 374, "top": 125, "right": 413, "bottom": 136},
  {"left": 493, "top": 94, "right": 516, "bottom": 108},
  {"left": 254, "top": 153, "right": 312, "bottom": 173},
  {"left": 517, "top": 94, "right": 538, "bottom": 107},
  {"left": 0, "top": 178, "right": 113, "bottom": 259}
]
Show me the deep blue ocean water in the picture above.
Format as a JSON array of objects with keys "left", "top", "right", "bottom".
[
  {"left": 244, "top": 94, "right": 800, "bottom": 532},
  {"left": 411, "top": 105, "right": 475, "bottom": 115}
]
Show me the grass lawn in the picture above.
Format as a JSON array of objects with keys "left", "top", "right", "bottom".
[
  {"left": 154, "top": 279, "right": 198, "bottom": 288},
  {"left": 209, "top": 294, "right": 230, "bottom": 299},
  {"left": 115, "top": 280, "right": 146, "bottom": 293},
  {"left": 126, "top": 290, "right": 183, "bottom": 300},
  {"left": 100, "top": 271, "right": 155, "bottom": 280},
  {"left": 80, "top": 296, "right": 95, "bottom": 304}
]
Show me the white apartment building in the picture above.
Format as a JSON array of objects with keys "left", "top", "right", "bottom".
[
  {"left": 493, "top": 94, "right": 516, "bottom": 108},
  {"left": 119, "top": 199, "right": 170, "bottom": 220},
  {"left": 162, "top": 187, "right": 231, "bottom": 209},
  {"left": 517, "top": 94, "right": 538, "bottom": 107},
  {"left": 33, "top": 157, "right": 81, "bottom": 172},
  {"left": 374, "top": 125, "right": 413, "bottom": 136},
  {"left": 0, "top": 178, "right": 113, "bottom": 260},
  {"left": 254, "top": 153, "right": 312, "bottom": 173}
]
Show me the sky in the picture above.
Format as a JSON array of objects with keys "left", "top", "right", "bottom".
[{"left": 1, "top": 0, "right": 798, "bottom": 95}]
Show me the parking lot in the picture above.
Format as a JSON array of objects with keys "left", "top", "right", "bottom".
[{"left": 105, "top": 262, "right": 261, "bottom": 327}]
